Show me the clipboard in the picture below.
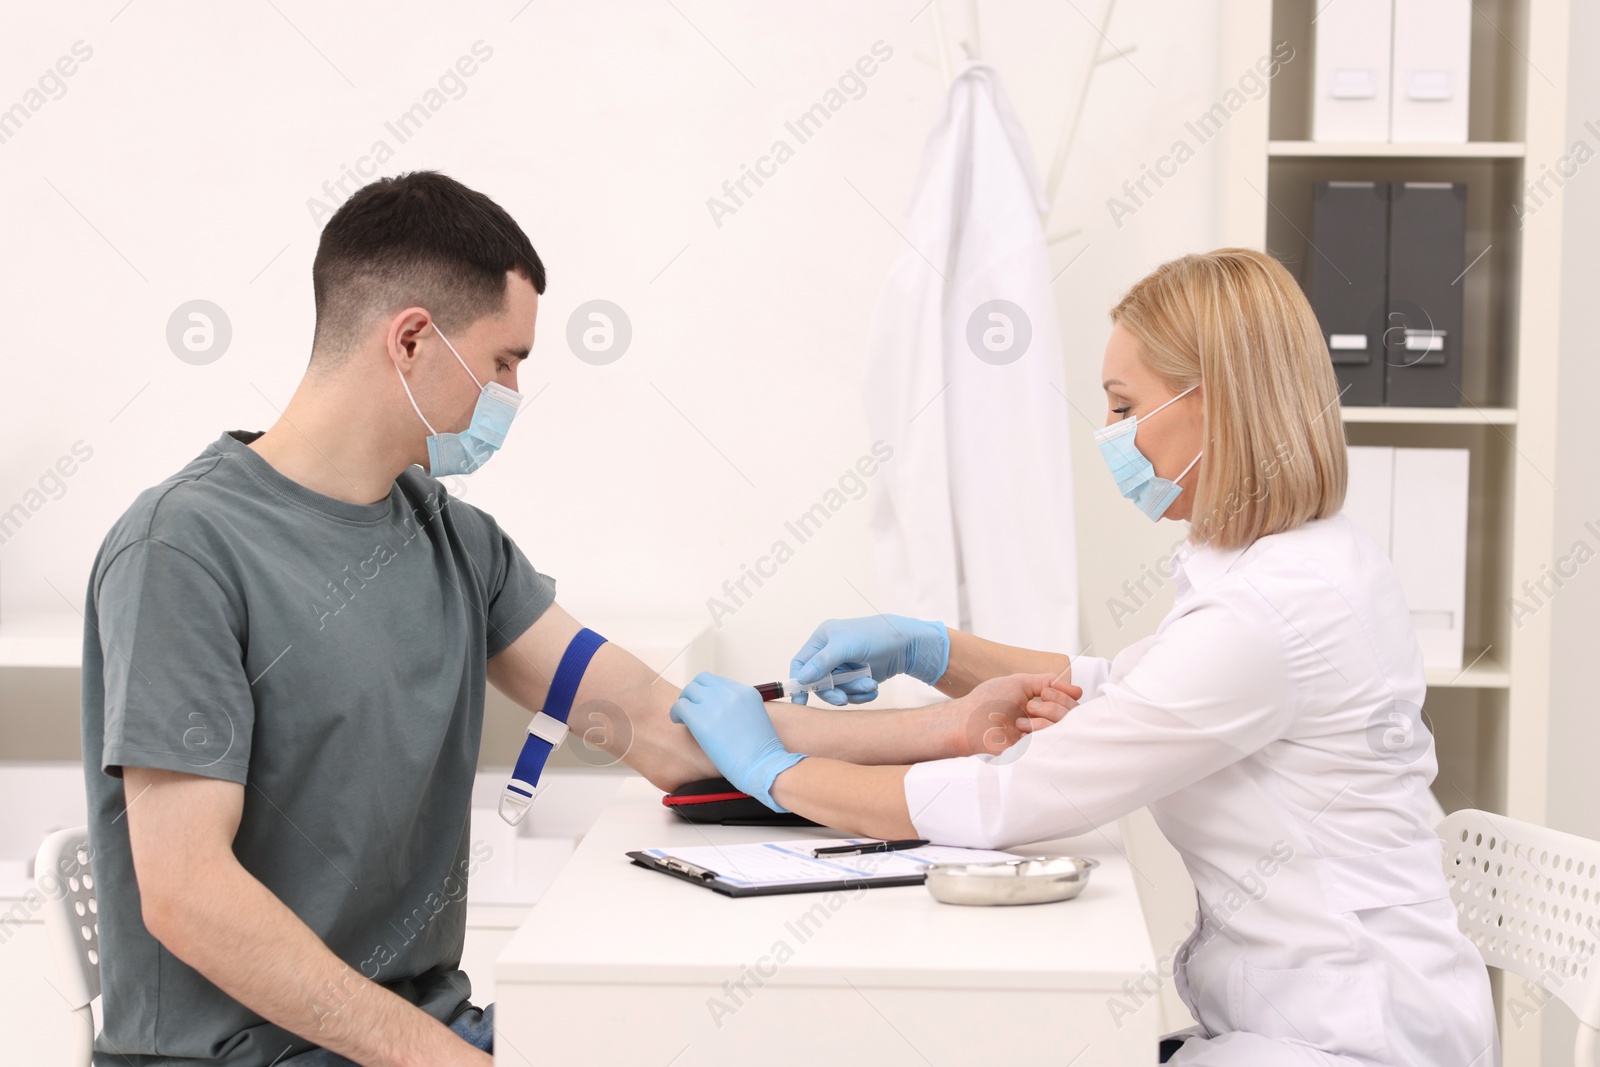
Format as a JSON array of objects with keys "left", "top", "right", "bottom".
[{"left": 627, "top": 839, "right": 1021, "bottom": 898}]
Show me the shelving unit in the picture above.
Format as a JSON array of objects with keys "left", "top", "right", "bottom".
[
  {"left": 1341, "top": 405, "right": 1517, "bottom": 424},
  {"left": 1268, "top": 140, "right": 1526, "bottom": 158},
  {"left": 1426, "top": 647, "right": 1511, "bottom": 689},
  {"left": 1220, "top": 2, "right": 1570, "bottom": 1059}
]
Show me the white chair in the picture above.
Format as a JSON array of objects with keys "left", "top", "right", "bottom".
[
  {"left": 34, "top": 826, "right": 98, "bottom": 1067},
  {"left": 1440, "top": 809, "right": 1600, "bottom": 1065}
]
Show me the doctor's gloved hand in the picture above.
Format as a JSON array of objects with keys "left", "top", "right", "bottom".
[
  {"left": 788, "top": 615, "right": 950, "bottom": 705},
  {"left": 669, "top": 673, "right": 807, "bottom": 812}
]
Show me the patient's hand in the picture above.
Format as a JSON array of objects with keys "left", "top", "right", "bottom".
[{"left": 948, "top": 672, "right": 1080, "bottom": 758}]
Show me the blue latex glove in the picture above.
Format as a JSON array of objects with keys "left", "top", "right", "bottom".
[
  {"left": 788, "top": 616, "right": 949, "bottom": 705},
  {"left": 669, "top": 672, "right": 807, "bottom": 811}
]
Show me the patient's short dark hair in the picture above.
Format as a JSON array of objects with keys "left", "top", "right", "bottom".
[{"left": 310, "top": 171, "right": 546, "bottom": 362}]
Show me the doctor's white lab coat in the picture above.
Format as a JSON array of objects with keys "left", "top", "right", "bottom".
[
  {"left": 905, "top": 513, "right": 1498, "bottom": 1066},
  {"left": 863, "top": 62, "right": 1078, "bottom": 654}
]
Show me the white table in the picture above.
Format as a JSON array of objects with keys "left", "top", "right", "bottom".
[{"left": 494, "top": 777, "right": 1159, "bottom": 1066}]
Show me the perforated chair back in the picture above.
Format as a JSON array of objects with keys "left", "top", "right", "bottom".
[
  {"left": 1439, "top": 809, "right": 1600, "bottom": 1066},
  {"left": 34, "top": 826, "right": 99, "bottom": 1066}
]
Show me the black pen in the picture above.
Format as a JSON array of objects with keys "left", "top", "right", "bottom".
[{"left": 812, "top": 839, "right": 929, "bottom": 858}]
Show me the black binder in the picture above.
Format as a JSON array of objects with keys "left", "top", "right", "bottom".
[
  {"left": 1308, "top": 180, "right": 1390, "bottom": 407},
  {"left": 1385, "top": 181, "right": 1467, "bottom": 407}
]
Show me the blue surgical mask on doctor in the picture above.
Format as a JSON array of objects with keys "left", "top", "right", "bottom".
[
  {"left": 394, "top": 320, "right": 522, "bottom": 477},
  {"left": 1093, "top": 383, "right": 1202, "bottom": 522}
]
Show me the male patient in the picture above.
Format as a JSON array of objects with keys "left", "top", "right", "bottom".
[{"left": 82, "top": 171, "right": 1047, "bottom": 1067}]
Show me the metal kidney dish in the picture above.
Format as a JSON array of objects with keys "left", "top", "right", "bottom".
[{"left": 924, "top": 856, "right": 1099, "bottom": 906}]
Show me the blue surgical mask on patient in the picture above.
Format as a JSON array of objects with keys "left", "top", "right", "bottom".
[
  {"left": 1093, "top": 383, "right": 1202, "bottom": 522},
  {"left": 395, "top": 321, "right": 522, "bottom": 477}
]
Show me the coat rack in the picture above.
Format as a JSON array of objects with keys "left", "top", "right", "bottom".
[{"left": 916, "top": 0, "right": 1133, "bottom": 242}]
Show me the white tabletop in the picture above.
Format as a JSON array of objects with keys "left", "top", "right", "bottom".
[{"left": 496, "top": 776, "right": 1156, "bottom": 992}]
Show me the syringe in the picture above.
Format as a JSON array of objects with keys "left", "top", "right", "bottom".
[{"left": 752, "top": 666, "right": 873, "bottom": 703}]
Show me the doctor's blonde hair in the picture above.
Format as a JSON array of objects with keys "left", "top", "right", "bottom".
[{"left": 1110, "top": 248, "right": 1347, "bottom": 549}]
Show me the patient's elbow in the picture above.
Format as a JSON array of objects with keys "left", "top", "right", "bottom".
[
  {"left": 135, "top": 867, "right": 203, "bottom": 952},
  {"left": 139, "top": 891, "right": 178, "bottom": 948}
]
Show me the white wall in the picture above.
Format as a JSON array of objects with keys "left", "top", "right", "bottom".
[{"left": 0, "top": 0, "right": 1226, "bottom": 682}]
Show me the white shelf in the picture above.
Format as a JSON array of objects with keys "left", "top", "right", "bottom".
[
  {"left": 1341, "top": 406, "right": 1517, "bottom": 425},
  {"left": 0, "top": 612, "right": 715, "bottom": 675},
  {"left": 0, "top": 614, "right": 83, "bottom": 669},
  {"left": 1426, "top": 648, "right": 1510, "bottom": 689},
  {"left": 1269, "top": 140, "right": 1526, "bottom": 158}
]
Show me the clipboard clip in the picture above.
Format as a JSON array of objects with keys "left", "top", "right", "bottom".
[{"left": 662, "top": 857, "right": 717, "bottom": 881}]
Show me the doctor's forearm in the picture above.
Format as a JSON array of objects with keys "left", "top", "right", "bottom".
[
  {"left": 936, "top": 629, "right": 1070, "bottom": 697},
  {"left": 767, "top": 702, "right": 964, "bottom": 765},
  {"left": 769, "top": 758, "right": 918, "bottom": 840}
]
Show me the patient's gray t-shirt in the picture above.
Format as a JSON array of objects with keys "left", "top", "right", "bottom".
[{"left": 80, "top": 430, "right": 556, "bottom": 1066}]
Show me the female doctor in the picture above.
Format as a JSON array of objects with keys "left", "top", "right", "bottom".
[{"left": 668, "top": 249, "right": 1498, "bottom": 1066}]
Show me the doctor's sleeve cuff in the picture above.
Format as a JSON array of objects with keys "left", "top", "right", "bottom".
[
  {"left": 1067, "top": 655, "right": 1112, "bottom": 701},
  {"left": 904, "top": 756, "right": 1003, "bottom": 849}
]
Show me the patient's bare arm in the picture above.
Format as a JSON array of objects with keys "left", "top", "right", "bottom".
[
  {"left": 487, "top": 605, "right": 1077, "bottom": 794},
  {"left": 487, "top": 604, "right": 718, "bottom": 791}
]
